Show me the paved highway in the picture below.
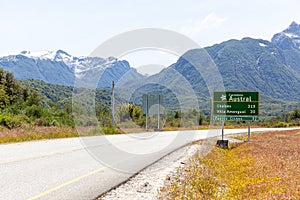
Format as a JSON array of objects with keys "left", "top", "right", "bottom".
[{"left": 0, "top": 128, "right": 296, "bottom": 200}]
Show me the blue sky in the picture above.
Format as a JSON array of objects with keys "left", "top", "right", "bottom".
[{"left": 0, "top": 0, "right": 299, "bottom": 74}]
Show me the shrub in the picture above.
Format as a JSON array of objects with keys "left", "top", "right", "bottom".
[
  {"left": 0, "top": 114, "right": 28, "bottom": 129},
  {"left": 25, "top": 105, "right": 45, "bottom": 118},
  {"left": 101, "top": 125, "right": 120, "bottom": 134},
  {"left": 275, "top": 121, "right": 288, "bottom": 127}
]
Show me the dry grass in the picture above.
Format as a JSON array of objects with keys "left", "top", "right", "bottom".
[
  {"left": 0, "top": 124, "right": 129, "bottom": 144},
  {"left": 0, "top": 126, "right": 79, "bottom": 143},
  {"left": 160, "top": 129, "right": 300, "bottom": 199}
]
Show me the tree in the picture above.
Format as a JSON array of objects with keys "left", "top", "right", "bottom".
[
  {"left": 22, "top": 87, "right": 30, "bottom": 102},
  {"left": 0, "top": 68, "right": 6, "bottom": 85},
  {"left": 199, "top": 113, "right": 205, "bottom": 125},
  {"left": 0, "top": 85, "right": 9, "bottom": 109},
  {"left": 174, "top": 111, "right": 182, "bottom": 119},
  {"left": 4, "top": 72, "right": 21, "bottom": 104},
  {"left": 25, "top": 90, "right": 41, "bottom": 106}
]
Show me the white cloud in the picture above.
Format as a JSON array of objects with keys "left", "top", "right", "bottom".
[{"left": 168, "top": 13, "right": 228, "bottom": 36}]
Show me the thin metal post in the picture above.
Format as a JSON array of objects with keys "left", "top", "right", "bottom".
[
  {"left": 222, "top": 120, "right": 224, "bottom": 140},
  {"left": 283, "top": 105, "right": 287, "bottom": 122},
  {"left": 111, "top": 81, "right": 115, "bottom": 127},
  {"left": 146, "top": 95, "right": 148, "bottom": 131},
  {"left": 158, "top": 94, "right": 160, "bottom": 131},
  {"left": 248, "top": 121, "right": 251, "bottom": 142}
]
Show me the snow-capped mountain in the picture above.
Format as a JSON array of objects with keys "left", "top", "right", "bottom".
[
  {"left": 271, "top": 21, "right": 300, "bottom": 76},
  {"left": 0, "top": 50, "right": 143, "bottom": 87},
  {"left": 272, "top": 21, "right": 300, "bottom": 50},
  {"left": 18, "top": 50, "right": 117, "bottom": 77},
  {"left": 20, "top": 50, "right": 72, "bottom": 61},
  {"left": 125, "top": 22, "right": 300, "bottom": 103}
]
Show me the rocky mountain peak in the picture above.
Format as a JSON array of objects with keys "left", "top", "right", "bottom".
[
  {"left": 285, "top": 21, "right": 300, "bottom": 35},
  {"left": 271, "top": 21, "right": 300, "bottom": 50}
]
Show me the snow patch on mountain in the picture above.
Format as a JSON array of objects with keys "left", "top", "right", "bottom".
[
  {"left": 259, "top": 42, "right": 267, "bottom": 47},
  {"left": 0, "top": 50, "right": 144, "bottom": 87},
  {"left": 284, "top": 33, "right": 299, "bottom": 38},
  {"left": 17, "top": 50, "right": 117, "bottom": 78}
]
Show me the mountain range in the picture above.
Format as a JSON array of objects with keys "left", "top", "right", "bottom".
[
  {"left": 171, "top": 21, "right": 300, "bottom": 102},
  {"left": 1, "top": 21, "right": 300, "bottom": 113},
  {"left": 0, "top": 50, "right": 143, "bottom": 87},
  {"left": 118, "top": 22, "right": 300, "bottom": 105}
]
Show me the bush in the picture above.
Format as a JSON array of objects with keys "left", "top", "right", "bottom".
[
  {"left": 25, "top": 105, "right": 45, "bottom": 118},
  {"left": 101, "top": 125, "right": 120, "bottom": 134},
  {"left": 275, "top": 121, "right": 288, "bottom": 128},
  {"left": 34, "top": 117, "right": 61, "bottom": 127},
  {"left": 0, "top": 114, "right": 29, "bottom": 129}
]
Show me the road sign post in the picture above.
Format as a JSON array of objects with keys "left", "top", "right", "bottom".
[
  {"left": 213, "top": 91, "right": 260, "bottom": 144},
  {"left": 158, "top": 94, "right": 160, "bottom": 131},
  {"left": 248, "top": 121, "right": 251, "bottom": 142},
  {"left": 142, "top": 94, "right": 163, "bottom": 131},
  {"left": 111, "top": 81, "right": 115, "bottom": 127},
  {"left": 222, "top": 120, "right": 224, "bottom": 140},
  {"left": 146, "top": 95, "right": 148, "bottom": 130}
]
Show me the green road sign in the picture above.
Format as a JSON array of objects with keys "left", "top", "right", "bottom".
[
  {"left": 213, "top": 101, "right": 259, "bottom": 116},
  {"left": 213, "top": 91, "right": 259, "bottom": 102},
  {"left": 213, "top": 116, "right": 259, "bottom": 121},
  {"left": 213, "top": 91, "right": 259, "bottom": 120}
]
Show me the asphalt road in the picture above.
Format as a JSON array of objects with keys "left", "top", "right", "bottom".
[{"left": 0, "top": 127, "right": 296, "bottom": 200}]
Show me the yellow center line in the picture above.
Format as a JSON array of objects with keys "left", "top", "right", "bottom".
[
  {"left": 27, "top": 166, "right": 107, "bottom": 200},
  {"left": 27, "top": 154, "right": 135, "bottom": 200},
  {"left": 23, "top": 135, "right": 168, "bottom": 199}
]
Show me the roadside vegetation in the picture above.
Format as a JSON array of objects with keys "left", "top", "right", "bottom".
[
  {"left": 160, "top": 130, "right": 300, "bottom": 199},
  {"left": 0, "top": 126, "right": 77, "bottom": 143},
  {"left": 0, "top": 69, "right": 74, "bottom": 129},
  {"left": 0, "top": 68, "right": 299, "bottom": 144}
]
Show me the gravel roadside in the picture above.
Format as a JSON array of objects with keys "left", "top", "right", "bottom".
[{"left": 98, "top": 138, "right": 216, "bottom": 200}]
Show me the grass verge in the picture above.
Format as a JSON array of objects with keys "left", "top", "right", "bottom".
[
  {"left": 0, "top": 125, "right": 122, "bottom": 144},
  {"left": 160, "top": 129, "right": 300, "bottom": 199}
]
